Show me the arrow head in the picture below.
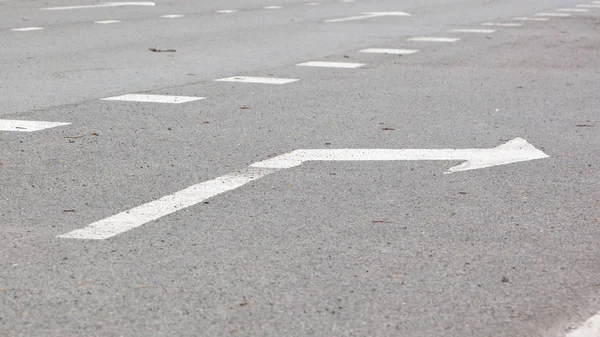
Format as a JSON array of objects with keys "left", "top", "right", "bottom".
[{"left": 446, "top": 138, "right": 549, "bottom": 173}]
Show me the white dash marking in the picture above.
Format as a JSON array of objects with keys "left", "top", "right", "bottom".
[
  {"left": 102, "top": 94, "right": 205, "bottom": 104},
  {"left": 325, "top": 11, "right": 410, "bottom": 23},
  {"left": 557, "top": 8, "right": 589, "bottom": 12},
  {"left": 535, "top": 12, "right": 571, "bottom": 17},
  {"left": 41, "top": 2, "right": 155, "bottom": 10},
  {"left": 296, "top": 61, "right": 365, "bottom": 68},
  {"left": 576, "top": 4, "right": 600, "bottom": 8},
  {"left": 264, "top": 6, "right": 282, "bottom": 9},
  {"left": 567, "top": 313, "right": 600, "bottom": 337},
  {"left": 10, "top": 27, "right": 44, "bottom": 31},
  {"left": 482, "top": 22, "right": 523, "bottom": 27},
  {"left": 513, "top": 17, "right": 550, "bottom": 21},
  {"left": 0, "top": 119, "right": 70, "bottom": 132},
  {"left": 160, "top": 14, "right": 184, "bottom": 18},
  {"left": 448, "top": 28, "right": 495, "bottom": 33},
  {"left": 407, "top": 37, "right": 459, "bottom": 42},
  {"left": 215, "top": 76, "right": 299, "bottom": 85},
  {"left": 359, "top": 48, "right": 419, "bottom": 55},
  {"left": 217, "top": 9, "right": 237, "bottom": 13},
  {"left": 305, "top": 2, "right": 321, "bottom": 5},
  {"left": 94, "top": 20, "right": 121, "bottom": 24}
]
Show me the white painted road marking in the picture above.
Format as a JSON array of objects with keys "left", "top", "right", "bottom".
[
  {"left": 407, "top": 37, "right": 460, "bottom": 42},
  {"left": 567, "top": 313, "right": 600, "bottom": 337},
  {"left": 264, "top": 6, "right": 282, "bottom": 9},
  {"left": 325, "top": 11, "right": 410, "bottom": 23},
  {"left": 296, "top": 61, "right": 365, "bottom": 68},
  {"left": 305, "top": 2, "right": 321, "bottom": 5},
  {"left": 160, "top": 14, "right": 184, "bottom": 18},
  {"left": 557, "top": 8, "right": 589, "bottom": 12},
  {"left": 482, "top": 22, "right": 523, "bottom": 27},
  {"left": 102, "top": 94, "right": 205, "bottom": 104},
  {"left": 58, "top": 138, "right": 548, "bottom": 240},
  {"left": 535, "top": 12, "right": 571, "bottom": 17},
  {"left": 0, "top": 119, "right": 70, "bottom": 132},
  {"left": 215, "top": 76, "right": 299, "bottom": 85},
  {"left": 41, "top": 2, "right": 155, "bottom": 10},
  {"left": 576, "top": 4, "right": 600, "bottom": 7},
  {"left": 10, "top": 27, "right": 44, "bottom": 31},
  {"left": 217, "top": 9, "right": 237, "bottom": 13},
  {"left": 513, "top": 17, "right": 550, "bottom": 21},
  {"left": 360, "top": 48, "right": 419, "bottom": 55},
  {"left": 94, "top": 20, "right": 121, "bottom": 24},
  {"left": 448, "top": 28, "right": 495, "bottom": 33}
]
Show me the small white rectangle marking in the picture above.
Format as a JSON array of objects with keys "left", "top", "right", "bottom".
[
  {"left": 359, "top": 48, "right": 419, "bottom": 55},
  {"left": 214, "top": 76, "right": 299, "bottom": 85},
  {"left": 217, "top": 9, "right": 237, "bottom": 13},
  {"left": 264, "top": 6, "right": 282, "bottom": 9},
  {"left": 567, "top": 313, "right": 600, "bottom": 337},
  {"left": 448, "top": 28, "right": 495, "bottom": 33},
  {"left": 102, "top": 94, "right": 205, "bottom": 104},
  {"left": 11, "top": 27, "right": 44, "bottom": 31},
  {"left": 160, "top": 14, "right": 184, "bottom": 18},
  {"left": 407, "top": 37, "right": 460, "bottom": 42},
  {"left": 94, "top": 20, "right": 121, "bottom": 24},
  {"left": 535, "top": 12, "right": 571, "bottom": 17},
  {"left": 513, "top": 17, "right": 550, "bottom": 21},
  {"left": 305, "top": 2, "right": 321, "bottom": 5},
  {"left": 0, "top": 119, "right": 70, "bottom": 132},
  {"left": 482, "top": 22, "right": 523, "bottom": 27},
  {"left": 557, "top": 8, "right": 589, "bottom": 12},
  {"left": 296, "top": 61, "right": 365, "bottom": 68}
]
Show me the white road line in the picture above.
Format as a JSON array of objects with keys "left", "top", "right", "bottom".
[
  {"left": 160, "top": 14, "right": 184, "bottom": 18},
  {"left": 263, "top": 6, "right": 282, "bottom": 9},
  {"left": 340, "top": 0, "right": 354, "bottom": 2},
  {"left": 557, "top": 8, "right": 589, "bottom": 12},
  {"left": 359, "top": 48, "right": 419, "bottom": 55},
  {"left": 102, "top": 94, "right": 205, "bottom": 104},
  {"left": 296, "top": 61, "right": 365, "bottom": 68},
  {"left": 513, "top": 17, "right": 550, "bottom": 21},
  {"left": 57, "top": 138, "right": 548, "bottom": 240},
  {"left": 576, "top": 4, "right": 600, "bottom": 8},
  {"left": 407, "top": 37, "right": 460, "bottom": 42},
  {"left": 325, "top": 11, "right": 410, "bottom": 23},
  {"left": 448, "top": 28, "right": 495, "bottom": 33},
  {"left": 217, "top": 9, "right": 237, "bottom": 13},
  {"left": 535, "top": 12, "right": 571, "bottom": 17},
  {"left": 0, "top": 119, "right": 70, "bottom": 132},
  {"left": 305, "top": 2, "right": 321, "bottom": 5},
  {"left": 10, "top": 27, "right": 44, "bottom": 31},
  {"left": 57, "top": 167, "right": 281, "bottom": 240},
  {"left": 214, "top": 76, "right": 299, "bottom": 85},
  {"left": 567, "top": 313, "right": 600, "bottom": 337},
  {"left": 482, "top": 22, "right": 523, "bottom": 27},
  {"left": 94, "top": 20, "right": 121, "bottom": 24},
  {"left": 41, "top": 2, "right": 155, "bottom": 10}
]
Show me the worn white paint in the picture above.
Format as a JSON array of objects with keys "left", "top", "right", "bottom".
[
  {"left": 102, "top": 94, "right": 205, "bottom": 104},
  {"left": 576, "top": 4, "right": 600, "bottom": 7},
  {"left": 513, "top": 17, "right": 550, "bottom": 21},
  {"left": 359, "top": 48, "right": 419, "bottom": 55},
  {"left": 0, "top": 119, "right": 70, "bottom": 132},
  {"left": 57, "top": 138, "right": 548, "bottom": 240},
  {"left": 11, "top": 27, "right": 44, "bottom": 31},
  {"left": 217, "top": 9, "right": 237, "bottom": 13},
  {"left": 41, "top": 2, "right": 155, "bottom": 10},
  {"left": 215, "top": 76, "right": 299, "bottom": 85},
  {"left": 557, "top": 8, "right": 589, "bottom": 12},
  {"left": 482, "top": 22, "right": 523, "bottom": 27},
  {"left": 305, "top": 2, "right": 321, "bottom": 5},
  {"left": 160, "top": 14, "right": 184, "bottom": 18},
  {"left": 296, "top": 61, "right": 365, "bottom": 68},
  {"left": 567, "top": 313, "right": 600, "bottom": 337},
  {"left": 325, "top": 11, "right": 410, "bottom": 23},
  {"left": 407, "top": 37, "right": 460, "bottom": 42},
  {"left": 535, "top": 12, "right": 571, "bottom": 17},
  {"left": 94, "top": 20, "right": 121, "bottom": 24},
  {"left": 448, "top": 28, "right": 495, "bottom": 33},
  {"left": 263, "top": 5, "right": 282, "bottom": 9}
]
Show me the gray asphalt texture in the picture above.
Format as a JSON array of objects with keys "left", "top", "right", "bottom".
[{"left": 1, "top": 0, "right": 600, "bottom": 336}]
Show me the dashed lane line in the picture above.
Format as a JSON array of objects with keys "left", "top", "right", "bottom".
[
  {"left": 557, "top": 8, "right": 589, "bottom": 12},
  {"left": 325, "top": 11, "right": 410, "bottom": 23},
  {"left": 482, "top": 22, "right": 523, "bottom": 27},
  {"left": 101, "top": 94, "right": 205, "bottom": 104},
  {"left": 10, "top": 27, "right": 44, "bottom": 31},
  {"left": 217, "top": 9, "right": 237, "bottom": 13},
  {"left": 513, "top": 17, "right": 550, "bottom": 21},
  {"left": 296, "top": 61, "right": 365, "bottom": 68},
  {"left": 576, "top": 4, "right": 600, "bottom": 7},
  {"left": 41, "top": 2, "right": 155, "bottom": 10},
  {"left": 359, "top": 48, "right": 419, "bottom": 55},
  {"left": 407, "top": 37, "right": 460, "bottom": 42},
  {"left": 535, "top": 12, "right": 571, "bottom": 17},
  {"left": 160, "top": 14, "right": 184, "bottom": 18},
  {"left": 94, "top": 20, "right": 121, "bottom": 24},
  {"left": 214, "top": 76, "right": 299, "bottom": 85},
  {"left": 448, "top": 28, "right": 495, "bottom": 33},
  {"left": 263, "top": 6, "right": 282, "bottom": 9},
  {"left": 0, "top": 119, "right": 70, "bottom": 132}
]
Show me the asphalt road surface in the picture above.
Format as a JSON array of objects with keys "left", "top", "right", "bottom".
[{"left": 1, "top": 0, "right": 600, "bottom": 336}]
